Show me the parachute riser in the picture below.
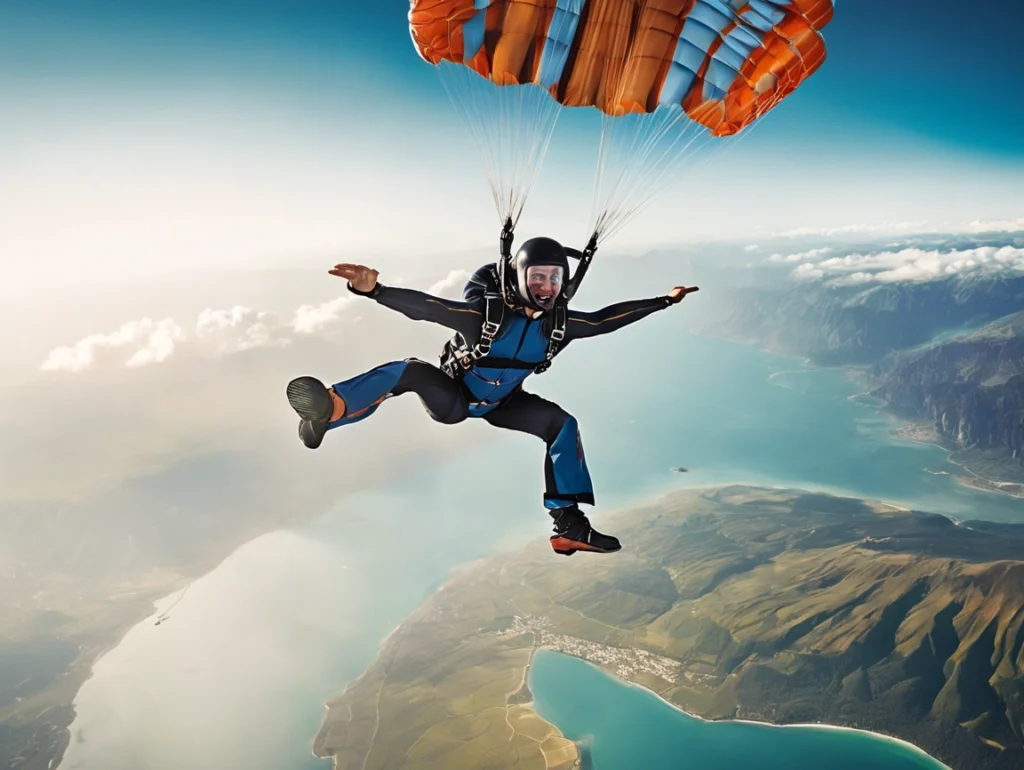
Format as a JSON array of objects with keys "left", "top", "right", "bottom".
[
  {"left": 564, "top": 230, "right": 598, "bottom": 302},
  {"left": 498, "top": 216, "right": 518, "bottom": 307}
]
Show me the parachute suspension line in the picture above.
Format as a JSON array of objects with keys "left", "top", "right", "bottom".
[
  {"left": 627, "top": 83, "right": 790, "bottom": 235},
  {"left": 596, "top": 120, "right": 714, "bottom": 243},
  {"left": 587, "top": 19, "right": 808, "bottom": 246},
  {"left": 437, "top": 64, "right": 505, "bottom": 223},
  {"left": 499, "top": 74, "right": 562, "bottom": 229},
  {"left": 590, "top": 109, "right": 674, "bottom": 235},
  {"left": 590, "top": 106, "right": 714, "bottom": 244},
  {"left": 586, "top": 5, "right": 720, "bottom": 245},
  {"left": 435, "top": 6, "right": 577, "bottom": 230}
]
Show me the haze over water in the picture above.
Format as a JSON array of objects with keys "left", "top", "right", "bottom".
[{"left": 58, "top": 330, "right": 1021, "bottom": 770}]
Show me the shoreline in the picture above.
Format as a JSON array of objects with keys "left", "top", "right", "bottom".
[
  {"left": 890, "top": 423, "right": 1024, "bottom": 500},
  {"left": 780, "top": 349, "right": 1024, "bottom": 503},
  {"left": 533, "top": 649, "right": 955, "bottom": 770},
  {"left": 306, "top": 480, "right": 993, "bottom": 768},
  {"left": 0, "top": 573, "right": 199, "bottom": 770},
  {"left": 309, "top": 613, "right": 411, "bottom": 764}
]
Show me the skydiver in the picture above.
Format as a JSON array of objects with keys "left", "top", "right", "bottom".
[{"left": 286, "top": 230, "right": 697, "bottom": 556}]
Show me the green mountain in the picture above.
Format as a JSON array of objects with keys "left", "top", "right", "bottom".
[{"left": 313, "top": 486, "right": 1024, "bottom": 770}]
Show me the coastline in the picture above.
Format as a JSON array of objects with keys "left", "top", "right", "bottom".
[
  {"left": 309, "top": 612, "right": 412, "bottom": 764},
  {"left": 889, "top": 422, "right": 1024, "bottom": 500},
  {"left": 533, "top": 649, "right": 956, "bottom": 770},
  {"left": 778, "top": 349, "right": 1024, "bottom": 503},
  {"left": 303, "top": 481, "right": 1019, "bottom": 770},
  {"left": 10, "top": 439, "right": 493, "bottom": 770},
  {"left": 0, "top": 574, "right": 196, "bottom": 770},
  {"left": 310, "top": 636, "right": 581, "bottom": 770}
]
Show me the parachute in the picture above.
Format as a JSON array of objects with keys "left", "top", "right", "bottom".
[{"left": 409, "top": 0, "right": 834, "bottom": 242}]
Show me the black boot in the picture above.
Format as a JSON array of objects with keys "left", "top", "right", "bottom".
[
  {"left": 286, "top": 376, "right": 333, "bottom": 449},
  {"left": 548, "top": 505, "right": 621, "bottom": 556}
]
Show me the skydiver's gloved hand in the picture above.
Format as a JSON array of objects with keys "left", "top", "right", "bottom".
[
  {"left": 668, "top": 286, "right": 699, "bottom": 304},
  {"left": 329, "top": 263, "right": 379, "bottom": 295}
]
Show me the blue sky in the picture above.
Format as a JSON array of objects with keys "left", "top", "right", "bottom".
[
  {"left": 2, "top": 1, "right": 1022, "bottom": 287},
  {"left": 5, "top": 1, "right": 1021, "bottom": 155}
]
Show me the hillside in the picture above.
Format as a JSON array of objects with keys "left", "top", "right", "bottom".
[
  {"left": 313, "top": 486, "right": 1024, "bottom": 770},
  {"left": 869, "top": 313, "right": 1024, "bottom": 475}
]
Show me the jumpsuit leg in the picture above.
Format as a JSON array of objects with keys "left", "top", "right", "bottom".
[
  {"left": 482, "top": 390, "right": 595, "bottom": 509},
  {"left": 328, "top": 358, "right": 468, "bottom": 429}
]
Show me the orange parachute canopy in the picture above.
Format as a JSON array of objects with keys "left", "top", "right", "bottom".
[{"left": 409, "top": 0, "right": 833, "bottom": 137}]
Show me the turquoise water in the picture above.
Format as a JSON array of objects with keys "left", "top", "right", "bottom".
[
  {"left": 58, "top": 328, "right": 1022, "bottom": 770},
  {"left": 529, "top": 650, "right": 950, "bottom": 770}
]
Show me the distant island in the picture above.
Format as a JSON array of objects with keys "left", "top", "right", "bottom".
[{"left": 313, "top": 485, "right": 1024, "bottom": 770}]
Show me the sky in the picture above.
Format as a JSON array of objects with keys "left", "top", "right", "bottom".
[
  {"left": 2, "top": 1, "right": 1022, "bottom": 293},
  {"left": 1, "top": 0, "right": 1022, "bottom": 501}
]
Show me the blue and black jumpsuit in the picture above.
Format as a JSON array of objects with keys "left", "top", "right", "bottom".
[{"left": 327, "top": 281, "right": 673, "bottom": 510}]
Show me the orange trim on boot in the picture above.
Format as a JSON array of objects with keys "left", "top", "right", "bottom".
[
  {"left": 549, "top": 535, "right": 609, "bottom": 554},
  {"left": 329, "top": 389, "right": 347, "bottom": 422}
]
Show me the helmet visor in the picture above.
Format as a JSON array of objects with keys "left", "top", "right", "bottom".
[{"left": 525, "top": 265, "right": 564, "bottom": 309}]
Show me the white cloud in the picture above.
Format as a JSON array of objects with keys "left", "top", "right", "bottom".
[
  {"left": 427, "top": 269, "right": 471, "bottom": 298},
  {"left": 743, "top": 244, "right": 760, "bottom": 252},
  {"left": 195, "top": 306, "right": 257, "bottom": 334},
  {"left": 785, "top": 245, "right": 1024, "bottom": 286},
  {"left": 41, "top": 318, "right": 185, "bottom": 373},
  {"left": 291, "top": 296, "right": 353, "bottom": 334},
  {"left": 774, "top": 216, "right": 1024, "bottom": 240},
  {"left": 767, "top": 247, "right": 832, "bottom": 263},
  {"left": 40, "top": 306, "right": 293, "bottom": 373},
  {"left": 125, "top": 323, "right": 184, "bottom": 368},
  {"left": 39, "top": 267, "right": 470, "bottom": 372},
  {"left": 195, "top": 306, "right": 288, "bottom": 354},
  {"left": 954, "top": 217, "right": 1024, "bottom": 234},
  {"left": 792, "top": 263, "right": 825, "bottom": 281},
  {"left": 775, "top": 222, "right": 928, "bottom": 238}
]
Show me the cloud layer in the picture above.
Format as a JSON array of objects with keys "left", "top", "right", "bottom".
[
  {"left": 41, "top": 318, "right": 187, "bottom": 373},
  {"left": 428, "top": 269, "right": 472, "bottom": 298},
  {"left": 780, "top": 244, "right": 1024, "bottom": 285},
  {"left": 774, "top": 217, "right": 1024, "bottom": 239},
  {"left": 40, "top": 269, "right": 469, "bottom": 373}
]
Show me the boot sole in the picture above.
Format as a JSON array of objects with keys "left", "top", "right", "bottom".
[
  {"left": 287, "top": 376, "right": 333, "bottom": 422},
  {"left": 550, "top": 535, "right": 620, "bottom": 556}
]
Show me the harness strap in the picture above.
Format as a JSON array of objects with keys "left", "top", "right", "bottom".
[
  {"left": 440, "top": 276, "right": 570, "bottom": 379},
  {"left": 534, "top": 302, "right": 567, "bottom": 375},
  {"left": 474, "top": 293, "right": 503, "bottom": 358},
  {"left": 473, "top": 356, "right": 545, "bottom": 370},
  {"left": 440, "top": 289, "right": 505, "bottom": 379}
]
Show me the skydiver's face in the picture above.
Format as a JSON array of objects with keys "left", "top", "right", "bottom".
[{"left": 526, "top": 265, "right": 564, "bottom": 310}]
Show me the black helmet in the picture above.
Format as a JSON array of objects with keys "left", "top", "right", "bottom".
[{"left": 510, "top": 237, "right": 570, "bottom": 311}]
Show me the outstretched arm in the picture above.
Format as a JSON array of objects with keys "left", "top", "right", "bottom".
[
  {"left": 566, "top": 286, "right": 698, "bottom": 340},
  {"left": 330, "top": 263, "right": 481, "bottom": 337}
]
